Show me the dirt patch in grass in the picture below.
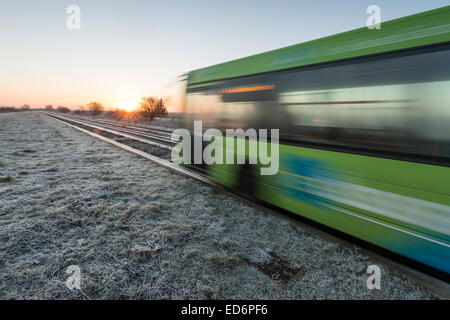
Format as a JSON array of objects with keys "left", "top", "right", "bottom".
[
  {"left": 242, "top": 250, "right": 306, "bottom": 283},
  {"left": 0, "top": 176, "right": 14, "bottom": 183}
]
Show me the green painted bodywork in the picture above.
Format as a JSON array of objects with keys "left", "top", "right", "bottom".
[
  {"left": 206, "top": 138, "right": 450, "bottom": 272},
  {"left": 187, "top": 6, "right": 450, "bottom": 87}
]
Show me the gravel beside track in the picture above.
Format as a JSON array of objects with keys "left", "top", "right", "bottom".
[{"left": 0, "top": 112, "right": 439, "bottom": 299}]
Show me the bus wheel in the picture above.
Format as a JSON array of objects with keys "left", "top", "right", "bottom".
[{"left": 236, "top": 163, "right": 256, "bottom": 198}]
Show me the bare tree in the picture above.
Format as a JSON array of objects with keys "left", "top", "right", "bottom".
[
  {"left": 20, "top": 104, "right": 31, "bottom": 111},
  {"left": 45, "top": 105, "right": 54, "bottom": 111},
  {"left": 87, "top": 102, "right": 104, "bottom": 116},
  {"left": 138, "top": 96, "right": 168, "bottom": 122},
  {"left": 57, "top": 105, "right": 71, "bottom": 113}
]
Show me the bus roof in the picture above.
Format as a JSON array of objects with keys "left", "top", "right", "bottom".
[{"left": 187, "top": 6, "right": 450, "bottom": 88}]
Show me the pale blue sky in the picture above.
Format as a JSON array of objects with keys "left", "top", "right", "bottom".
[{"left": 1, "top": 0, "right": 448, "bottom": 109}]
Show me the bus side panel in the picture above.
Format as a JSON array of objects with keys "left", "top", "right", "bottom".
[{"left": 257, "top": 145, "right": 450, "bottom": 273}]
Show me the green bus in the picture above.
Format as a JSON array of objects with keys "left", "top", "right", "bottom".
[{"left": 182, "top": 6, "right": 450, "bottom": 274}]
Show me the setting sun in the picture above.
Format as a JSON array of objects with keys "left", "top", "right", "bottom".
[{"left": 118, "top": 99, "right": 140, "bottom": 112}]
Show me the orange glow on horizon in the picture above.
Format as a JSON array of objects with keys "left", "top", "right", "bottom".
[{"left": 117, "top": 99, "right": 140, "bottom": 112}]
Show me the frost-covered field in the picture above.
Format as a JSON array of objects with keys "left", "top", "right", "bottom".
[{"left": 0, "top": 112, "right": 438, "bottom": 299}]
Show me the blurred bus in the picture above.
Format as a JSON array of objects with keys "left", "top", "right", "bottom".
[{"left": 181, "top": 7, "right": 450, "bottom": 274}]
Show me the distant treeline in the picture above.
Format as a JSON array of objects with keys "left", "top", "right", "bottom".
[
  {"left": 45, "top": 98, "right": 181, "bottom": 123},
  {"left": 2, "top": 99, "right": 180, "bottom": 124},
  {"left": 0, "top": 105, "right": 31, "bottom": 113}
]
